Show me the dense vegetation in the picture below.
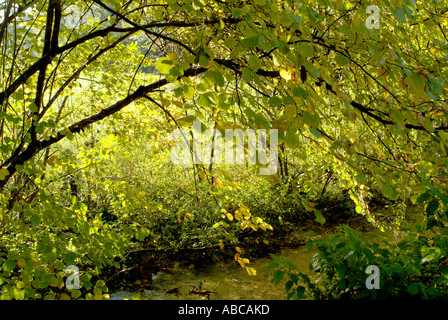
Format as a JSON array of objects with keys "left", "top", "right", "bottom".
[{"left": 0, "top": 0, "right": 447, "bottom": 299}]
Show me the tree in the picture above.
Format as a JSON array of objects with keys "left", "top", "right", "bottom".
[{"left": 0, "top": 0, "right": 447, "bottom": 299}]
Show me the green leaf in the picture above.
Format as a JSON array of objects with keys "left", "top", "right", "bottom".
[
  {"left": 136, "top": 228, "right": 150, "bottom": 241},
  {"left": 169, "top": 66, "right": 183, "bottom": 77},
  {"left": 215, "top": 71, "right": 225, "bottom": 87},
  {"left": 241, "top": 36, "right": 259, "bottom": 48},
  {"left": 337, "top": 278, "right": 347, "bottom": 291},
  {"left": 183, "top": 85, "right": 195, "bottom": 99},
  {"left": 290, "top": 14, "right": 302, "bottom": 24},
  {"left": 241, "top": 67, "right": 253, "bottom": 83},
  {"left": 225, "top": 38, "right": 236, "bottom": 49},
  {"left": 302, "top": 111, "right": 320, "bottom": 127},
  {"left": 295, "top": 286, "right": 305, "bottom": 298},
  {"left": 426, "top": 199, "right": 439, "bottom": 216},
  {"left": 31, "top": 215, "right": 40, "bottom": 225},
  {"left": 310, "top": 127, "right": 321, "bottom": 138},
  {"left": 356, "top": 174, "right": 368, "bottom": 184},
  {"left": 0, "top": 168, "right": 9, "bottom": 180},
  {"left": 255, "top": 114, "right": 270, "bottom": 129},
  {"left": 285, "top": 127, "right": 300, "bottom": 149},
  {"left": 427, "top": 76, "right": 443, "bottom": 99},
  {"left": 421, "top": 246, "right": 442, "bottom": 263},
  {"left": 156, "top": 57, "right": 173, "bottom": 74},
  {"left": 176, "top": 115, "right": 197, "bottom": 124},
  {"left": 381, "top": 182, "right": 397, "bottom": 200},
  {"left": 300, "top": 43, "right": 314, "bottom": 57},
  {"left": 197, "top": 94, "right": 213, "bottom": 108},
  {"left": 405, "top": 73, "right": 427, "bottom": 97},
  {"left": 7, "top": 251, "right": 20, "bottom": 260},
  {"left": 285, "top": 280, "right": 293, "bottom": 293},
  {"left": 268, "top": 96, "right": 282, "bottom": 108},
  {"left": 293, "top": 86, "right": 308, "bottom": 99},
  {"left": 306, "top": 239, "right": 313, "bottom": 252},
  {"left": 248, "top": 55, "right": 262, "bottom": 70},
  {"left": 272, "top": 270, "right": 284, "bottom": 284},
  {"left": 71, "top": 289, "right": 82, "bottom": 299},
  {"left": 415, "top": 191, "right": 431, "bottom": 205},
  {"left": 27, "top": 103, "right": 38, "bottom": 113},
  {"left": 231, "top": 8, "right": 244, "bottom": 18},
  {"left": 199, "top": 55, "right": 209, "bottom": 67},
  {"left": 395, "top": 8, "right": 407, "bottom": 23},
  {"left": 314, "top": 209, "right": 325, "bottom": 224},
  {"left": 438, "top": 193, "right": 448, "bottom": 206},
  {"left": 3, "top": 260, "right": 16, "bottom": 272},
  {"left": 335, "top": 54, "right": 349, "bottom": 66},
  {"left": 390, "top": 109, "right": 406, "bottom": 125},
  {"left": 336, "top": 263, "right": 347, "bottom": 277}
]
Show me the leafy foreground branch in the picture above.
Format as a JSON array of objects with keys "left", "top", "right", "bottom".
[{"left": 0, "top": 0, "right": 448, "bottom": 300}]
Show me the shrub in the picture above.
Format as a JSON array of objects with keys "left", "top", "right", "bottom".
[{"left": 270, "top": 225, "right": 448, "bottom": 299}]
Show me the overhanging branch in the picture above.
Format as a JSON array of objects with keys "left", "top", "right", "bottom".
[{"left": 0, "top": 66, "right": 207, "bottom": 190}]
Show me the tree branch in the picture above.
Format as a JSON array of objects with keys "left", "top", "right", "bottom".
[
  {"left": 0, "top": 66, "right": 207, "bottom": 190},
  {"left": 0, "top": 11, "right": 239, "bottom": 107}
]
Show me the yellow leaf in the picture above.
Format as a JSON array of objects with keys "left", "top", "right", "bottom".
[
  {"left": 215, "top": 179, "right": 224, "bottom": 189},
  {"left": 241, "top": 220, "right": 249, "bottom": 229},
  {"left": 238, "top": 257, "right": 250, "bottom": 267},
  {"left": 246, "top": 267, "right": 257, "bottom": 276},
  {"left": 219, "top": 241, "right": 224, "bottom": 250},
  {"left": 47, "top": 155, "right": 59, "bottom": 166},
  {"left": 198, "top": 171, "right": 207, "bottom": 181},
  {"left": 280, "top": 69, "right": 291, "bottom": 80},
  {"left": 186, "top": 213, "right": 194, "bottom": 220},
  {"left": 252, "top": 216, "right": 262, "bottom": 224},
  {"left": 234, "top": 211, "right": 243, "bottom": 220},
  {"left": 167, "top": 52, "right": 178, "bottom": 61},
  {"left": 405, "top": 163, "right": 418, "bottom": 171}
]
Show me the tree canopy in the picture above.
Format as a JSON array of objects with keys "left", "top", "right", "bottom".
[{"left": 0, "top": 0, "right": 447, "bottom": 300}]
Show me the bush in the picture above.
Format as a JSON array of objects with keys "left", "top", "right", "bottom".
[{"left": 270, "top": 225, "right": 448, "bottom": 299}]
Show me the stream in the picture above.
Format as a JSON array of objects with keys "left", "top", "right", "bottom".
[
  {"left": 109, "top": 245, "right": 317, "bottom": 300},
  {"left": 108, "top": 207, "right": 419, "bottom": 300}
]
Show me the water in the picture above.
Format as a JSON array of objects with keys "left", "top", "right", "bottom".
[
  {"left": 109, "top": 245, "right": 317, "bottom": 300},
  {"left": 109, "top": 206, "right": 419, "bottom": 300}
]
